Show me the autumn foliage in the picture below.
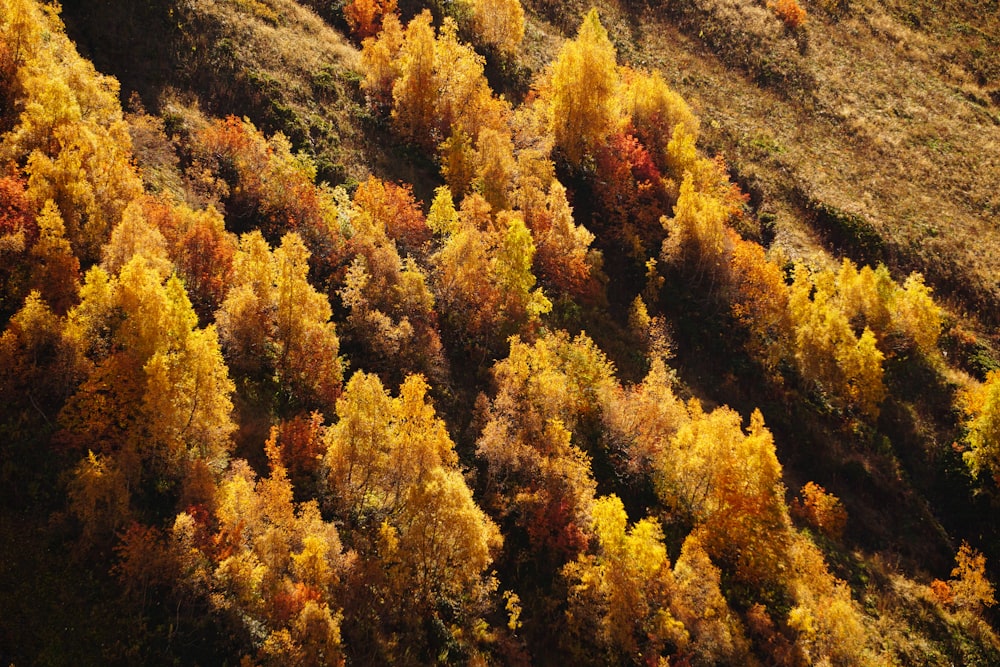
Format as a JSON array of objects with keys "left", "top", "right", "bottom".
[
  {"left": 769, "top": 0, "right": 808, "bottom": 29},
  {"left": 791, "top": 482, "right": 848, "bottom": 540},
  {"left": 548, "top": 9, "right": 619, "bottom": 166},
  {"left": 343, "top": 0, "right": 396, "bottom": 40},
  {"left": 1, "top": 4, "right": 996, "bottom": 667}
]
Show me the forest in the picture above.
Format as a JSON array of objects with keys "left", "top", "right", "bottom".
[{"left": 2, "top": 0, "right": 1000, "bottom": 664}]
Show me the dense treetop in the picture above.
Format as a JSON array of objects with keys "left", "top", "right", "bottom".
[{"left": 1, "top": 1, "right": 999, "bottom": 665}]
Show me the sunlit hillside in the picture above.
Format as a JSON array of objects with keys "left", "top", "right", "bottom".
[{"left": 2, "top": 0, "right": 1000, "bottom": 664}]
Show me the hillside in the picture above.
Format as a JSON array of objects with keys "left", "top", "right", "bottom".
[{"left": 3, "top": 0, "right": 1000, "bottom": 665}]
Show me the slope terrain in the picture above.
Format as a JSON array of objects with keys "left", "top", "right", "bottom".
[{"left": 2, "top": 0, "right": 1000, "bottom": 664}]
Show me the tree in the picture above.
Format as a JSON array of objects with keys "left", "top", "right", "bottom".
[
  {"left": 172, "top": 443, "right": 347, "bottom": 666},
  {"left": 622, "top": 68, "right": 699, "bottom": 173},
  {"left": 602, "top": 357, "right": 686, "bottom": 480},
  {"left": 948, "top": 541, "right": 996, "bottom": 614},
  {"left": 323, "top": 372, "right": 501, "bottom": 661},
  {"left": 769, "top": 0, "right": 808, "bottom": 29},
  {"left": 325, "top": 373, "right": 458, "bottom": 523},
  {"left": 492, "top": 210, "right": 552, "bottom": 327},
  {"left": 0, "top": 290, "right": 84, "bottom": 455},
  {"left": 790, "top": 482, "right": 847, "bottom": 540},
  {"left": 0, "top": 170, "right": 36, "bottom": 318},
  {"left": 784, "top": 535, "right": 873, "bottom": 666},
  {"left": 439, "top": 129, "right": 477, "bottom": 199},
  {"left": 100, "top": 198, "right": 172, "bottom": 279},
  {"left": 594, "top": 132, "right": 670, "bottom": 255},
  {"left": 351, "top": 176, "right": 430, "bottom": 257},
  {"left": 142, "top": 196, "right": 236, "bottom": 322},
  {"left": 475, "top": 128, "right": 517, "bottom": 213},
  {"left": 728, "top": 237, "right": 791, "bottom": 371},
  {"left": 529, "top": 180, "right": 599, "bottom": 300},
  {"left": 477, "top": 332, "right": 617, "bottom": 565},
  {"left": 1, "top": 0, "right": 142, "bottom": 262},
  {"left": 891, "top": 272, "right": 942, "bottom": 355},
  {"left": 672, "top": 534, "right": 752, "bottom": 665},
  {"left": 59, "top": 255, "right": 236, "bottom": 498},
  {"left": 833, "top": 260, "right": 892, "bottom": 338},
  {"left": 29, "top": 199, "right": 79, "bottom": 315},
  {"left": 655, "top": 404, "right": 790, "bottom": 585},
  {"left": 548, "top": 9, "right": 619, "bottom": 166},
  {"left": 217, "top": 231, "right": 343, "bottom": 414},
  {"left": 343, "top": 0, "right": 397, "bottom": 40},
  {"left": 467, "top": 0, "right": 525, "bottom": 55},
  {"left": 788, "top": 264, "right": 886, "bottom": 419},
  {"left": 431, "top": 196, "right": 500, "bottom": 347},
  {"left": 360, "top": 12, "right": 404, "bottom": 112},
  {"left": 661, "top": 172, "right": 733, "bottom": 291},
  {"left": 426, "top": 186, "right": 460, "bottom": 237},
  {"left": 68, "top": 449, "right": 131, "bottom": 548},
  {"left": 962, "top": 370, "right": 1000, "bottom": 484},
  {"left": 823, "top": 259, "right": 941, "bottom": 358},
  {"left": 433, "top": 17, "right": 510, "bottom": 148},
  {"left": 382, "top": 466, "right": 501, "bottom": 612},
  {"left": 391, "top": 11, "right": 438, "bottom": 148},
  {"left": 431, "top": 198, "right": 550, "bottom": 353},
  {"left": 270, "top": 412, "right": 326, "bottom": 500},
  {"left": 336, "top": 181, "right": 444, "bottom": 384},
  {"left": 562, "top": 495, "right": 686, "bottom": 663}
]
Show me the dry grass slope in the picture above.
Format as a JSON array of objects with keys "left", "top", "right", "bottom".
[
  {"left": 63, "top": 0, "right": 375, "bottom": 185},
  {"left": 526, "top": 0, "right": 1000, "bottom": 333}
]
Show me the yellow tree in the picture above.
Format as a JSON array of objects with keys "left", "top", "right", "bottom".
[
  {"left": 59, "top": 254, "right": 236, "bottom": 490},
  {"left": 655, "top": 404, "right": 790, "bottom": 585},
  {"left": 622, "top": 68, "right": 699, "bottom": 172},
  {"left": 948, "top": 541, "right": 997, "bottom": 614},
  {"left": 431, "top": 198, "right": 550, "bottom": 352},
  {"left": 834, "top": 259, "right": 893, "bottom": 337},
  {"left": 382, "top": 466, "right": 501, "bottom": 612},
  {"left": 492, "top": 210, "right": 552, "bottom": 328},
  {"left": 788, "top": 264, "right": 886, "bottom": 419},
  {"left": 1, "top": 0, "right": 142, "bottom": 262},
  {"left": 391, "top": 11, "right": 438, "bottom": 148},
  {"left": 961, "top": 370, "right": 1000, "bottom": 484},
  {"left": 100, "top": 198, "right": 173, "bottom": 279},
  {"left": 891, "top": 272, "right": 942, "bottom": 355},
  {"left": 468, "top": 0, "right": 525, "bottom": 55},
  {"left": 53, "top": 249, "right": 235, "bottom": 552},
  {"left": 0, "top": 290, "right": 85, "bottom": 448},
  {"left": 431, "top": 196, "right": 498, "bottom": 342},
  {"left": 477, "top": 332, "right": 617, "bottom": 564},
  {"left": 530, "top": 179, "right": 599, "bottom": 300},
  {"left": 439, "top": 129, "right": 477, "bottom": 199},
  {"left": 825, "top": 259, "right": 941, "bottom": 358},
  {"left": 562, "top": 494, "right": 686, "bottom": 663},
  {"left": 475, "top": 127, "right": 517, "bottom": 213},
  {"left": 217, "top": 231, "right": 343, "bottom": 414},
  {"left": 602, "top": 357, "right": 687, "bottom": 479},
  {"left": 323, "top": 371, "right": 501, "bottom": 661},
  {"left": 434, "top": 17, "right": 509, "bottom": 144},
  {"left": 728, "top": 237, "right": 791, "bottom": 371},
  {"left": 784, "top": 535, "right": 873, "bottom": 665},
  {"left": 426, "top": 185, "right": 460, "bottom": 237},
  {"left": 29, "top": 199, "right": 80, "bottom": 315},
  {"left": 671, "top": 534, "right": 752, "bottom": 665},
  {"left": 337, "top": 179, "right": 443, "bottom": 383},
  {"left": 172, "top": 441, "right": 346, "bottom": 666},
  {"left": 661, "top": 173, "right": 732, "bottom": 290},
  {"left": 548, "top": 9, "right": 619, "bottom": 166},
  {"left": 360, "top": 12, "right": 404, "bottom": 111},
  {"left": 273, "top": 233, "right": 342, "bottom": 409}
]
